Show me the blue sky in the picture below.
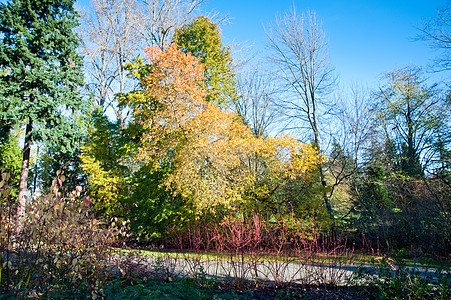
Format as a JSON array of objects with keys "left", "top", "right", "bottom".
[{"left": 203, "top": 0, "right": 448, "bottom": 89}]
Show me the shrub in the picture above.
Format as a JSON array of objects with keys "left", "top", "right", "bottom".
[
  {"left": 0, "top": 172, "right": 116, "bottom": 298},
  {"left": 351, "top": 250, "right": 451, "bottom": 299}
]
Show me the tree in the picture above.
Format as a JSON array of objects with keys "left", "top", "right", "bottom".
[
  {"left": 235, "top": 67, "right": 280, "bottom": 137},
  {"left": 79, "top": 0, "right": 141, "bottom": 123},
  {"left": 80, "top": 109, "right": 133, "bottom": 216},
  {"left": 266, "top": 7, "right": 336, "bottom": 218},
  {"left": 39, "top": 146, "right": 86, "bottom": 195},
  {"left": 348, "top": 67, "right": 451, "bottom": 252},
  {"left": 126, "top": 162, "right": 196, "bottom": 239},
  {"left": 418, "top": 2, "right": 451, "bottom": 72},
  {"left": 124, "top": 44, "right": 323, "bottom": 211},
  {"left": 325, "top": 86, "right": 374, "bottom": 219},
  {"left": 0, "top": 0, "right": 84, "bottom": 231},
  {"left": 79, "top": 0, "right": 204, "bottom": 123},
  {"left": 375, "top": 67, "right": 449, "bottom": 177},
  {"left": 136, "top": 0, "right": 205, "bottom": 48},
  {"left": 173, "top": 16, "right": 237, "bottom": 106}
]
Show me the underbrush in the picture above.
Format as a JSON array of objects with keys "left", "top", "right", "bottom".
[
  {"left": 0, "top": 173, "right": 119, "bottom": 298},
  {"left": 350, "top": 249, "right": 451, "bottom": 300}
]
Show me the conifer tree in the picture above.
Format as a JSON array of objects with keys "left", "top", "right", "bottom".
[{"left": 0, "top": 0, "right": 84, "bottom": 231}]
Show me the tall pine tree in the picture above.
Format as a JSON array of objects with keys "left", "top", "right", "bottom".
[{"left": 0, "top": 0, "right": 84, "bottom": 231}]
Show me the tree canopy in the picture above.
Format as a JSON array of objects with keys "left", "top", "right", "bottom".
[
  {"left": 174, "top": 16, "right": 237, "bottom": 106},
  {"left": 124, "top": 43, "right": 323, "bottom": 211}
]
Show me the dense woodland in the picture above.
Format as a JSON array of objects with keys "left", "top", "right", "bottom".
[{"left": 0, "top": 0, "right": 450, "bottom": 289}]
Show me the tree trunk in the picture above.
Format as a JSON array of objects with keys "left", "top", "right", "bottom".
[
  {"left": 16, "top": 119, "right": 33, "bottom": 233},
  {"left": 318, "top": 164, "right": 333, "bottom": 219},
  {"left": 312, "top": 114, "right": 334, "bottom": 221}
]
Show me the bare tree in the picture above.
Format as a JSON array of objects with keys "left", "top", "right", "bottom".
[
  {"left": 418, "top": 2, "right": 451, "bottom": 72},
  {"left": 327, "top": 85, "right": 373, "bottom": 217},
  {"left": 79, "top": 0, "right": 141, "bottom": 124},
  {"left": 135, "top": 0, "right": 205, "bottom": 48},
  {"left": 337, "top": 85, "right": 373, "bottom": 170},
  {"left": 235, "top": 68, "right": 280, "bottom": 137},
  {"left": 266, "top": 7, "right": 336, "bottom": 218}
]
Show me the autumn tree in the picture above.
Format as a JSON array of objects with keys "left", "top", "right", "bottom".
[
  {"left": 173, "top": 16, "right": 237, "bottom": 106},
  {"left": 124, "top": 44, "right": 323, "bottom": 211},
  {"left": 79, "top": 0, "right": 204, "bottom": 122},
  {"left": 0, "top": 0, "right": 84, "bottom": 230},
  {"left": 266, "top": 7, "right": 336, "bottom": 218}
]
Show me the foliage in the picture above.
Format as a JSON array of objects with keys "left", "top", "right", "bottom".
[
  {"left": 353, "top": 250, "right": 451, "bottom": 300},
  {"left": 103, "top": 276, "right": 249, "bottom": 300},
  {"left": 174, "top": 16, "right": 237, "bottom": 106},
  {"left": 127, "top": 163, "right": 196, "bottom": 240},
  {"left": 0, "top": 173, "right": 116, "bottom": 298},
  {"left": 39, "top": 146, "right": 86, "bottom": 194},
  {"left": 124, "top": 43, "right": 323, "bottom": 212},
  {"left": 0, "top": 130, "right": 20, "bottom": 191},
  {"left": 351, "top": 137, "right": 451, "bottom": 254},
  {"left": 80, "top": 109, "right": 133, "bottom": 216},
  {"left": 0, "top": 0, "right": 85, "bottom": 152},
  {"left": 342, "top": 66, "right": 451, "bottom": 256},
  {"left": 271, "top": 173, "right": 332, "bottom": 227}
]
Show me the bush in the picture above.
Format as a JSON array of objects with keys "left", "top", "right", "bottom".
[
  {"left": 0, "top": 172, "right": 116, "bottom": 298},
  {"left": 352, "top": 250, "right": 451, "bottom": 299}
]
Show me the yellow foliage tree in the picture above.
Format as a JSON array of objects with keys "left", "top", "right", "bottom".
[{"left": 125, "top": 44, "right": 324, "bottom": 211}]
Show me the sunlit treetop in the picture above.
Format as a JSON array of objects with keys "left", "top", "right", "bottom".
[{"left": 173, "top": 16, "right": 237, "bottom": 107}]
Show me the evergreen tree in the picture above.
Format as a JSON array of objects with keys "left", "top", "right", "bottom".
[{"left": 0, "top": 0, "right": 84, "bottom": 230}]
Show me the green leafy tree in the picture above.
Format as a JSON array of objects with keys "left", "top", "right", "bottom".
[
  {"left": 0, "top": 0, "right": 84, "bottom": 230},
  {"left": 127, "top": 163, "right": 196, "bottom": 240},
  {"left": 0, "top": 129, "right": 21, "bottom": 199},
  {"left": 80, "top": 109, "right": 133, "bottom": 217},
  {"left": 376, "top": 67, "right": 449, "bottom": 178},
  {"left": 173, "top": 16, "right": 237, "bottom": 106}
]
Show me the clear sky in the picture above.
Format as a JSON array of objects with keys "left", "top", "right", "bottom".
[{"left": 203, "top": 0, "right": 448, "bottom": 89}]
